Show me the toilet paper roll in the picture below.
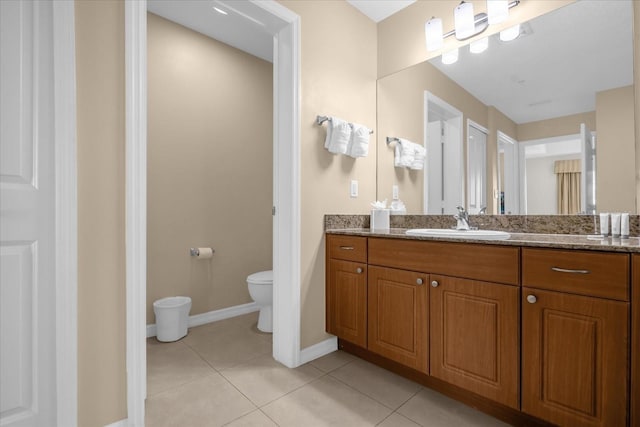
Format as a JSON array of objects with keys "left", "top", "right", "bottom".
[{"left": 195, "top": 247, "right": 214, "bottom": 259}]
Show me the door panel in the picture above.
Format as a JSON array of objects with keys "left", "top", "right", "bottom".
[
  {"left": 327, "top": 259, "right": 367, "bottom": 347},
  {"left": 368, "top": 266, "right": 428, "bottom": 373},
  {"left": 0, "top": 1, "right": 57, "bottom": 425},
  {"left": 522, "top": 288, "right": 628, "bottom": 427},
  {"left": 430, "top": 275, "right": 519, "bottom": 409}
]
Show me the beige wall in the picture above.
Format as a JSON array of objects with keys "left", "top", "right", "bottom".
[
  {"left": 517, "top": 111, "right": 596, "bottom": 142},
  {"left": 596, "top": 85, "right": 636, "bottom": 213},
  {"left": 279, "top": 0, "right": 377, "bottom": 348},
  {"left": 146, "top": 13, "right": 273, "bottom": 322},
  {"left": 377, "top": 0, "right": 574, "bottom": 77},
  {"left": 377, "top": 60, "right": 487, "bottom": 213},
  {"left": 75, "top": 1, "right": 127, "bottom": 425}
]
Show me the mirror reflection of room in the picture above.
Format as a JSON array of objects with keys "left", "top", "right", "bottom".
[{"left": 377, "top": 0, "right": 635, "bottom": 215}]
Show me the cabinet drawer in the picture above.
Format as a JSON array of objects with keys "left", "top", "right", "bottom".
[
  {"left": 327, "top": 234, "right": 367, "bottom": 263},
  {"left": 522, "top": 248, "right": 629, "bottom": 301},
  {"left": 368, "top": 238, "right": 519, "bottom": 285}
]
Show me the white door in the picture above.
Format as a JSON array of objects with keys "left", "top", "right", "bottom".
[
  {"left": 580, "top": 123, "right": 596, "bottom": 214},
  {"left": 1, "top": 1, "right": 57, "bottom": 425},
  {"left": 442, "top": 120, "right": 463, "bottom": 215},
  {"left": 467, "top": 123, "right": 487, "bottom": 214},
  {"left": 425, "top": 92, "right": 463, "bottom": 215},
  {"left": 426, "top": 121, "right": 443, "bottom": 214},
  {"left": 498, "top": 132, "right": 519, "bottom": 215}
]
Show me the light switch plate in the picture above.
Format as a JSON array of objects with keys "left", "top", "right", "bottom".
[
  {"left": 392, "top": 185, "right": 399, "bottom": 200},
  {"left": 350, "top": 180, "right": 358, "bottom": 198}
]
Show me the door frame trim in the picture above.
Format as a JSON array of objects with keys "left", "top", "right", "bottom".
[
  {"left": 53, "top": 1, "right": 78, "bottom": 425},
  {"left": 124, "top": 1, "right": 301, "bottom": 424}
]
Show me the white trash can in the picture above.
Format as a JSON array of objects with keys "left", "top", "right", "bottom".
[{"left": 153, "top": 296, "right": 192, "bottom": 342}]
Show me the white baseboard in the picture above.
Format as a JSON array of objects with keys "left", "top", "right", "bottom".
[
  {"left": 299, "top": 336, "right": 338, "bottom": 365},
  {"left": 146, "top": 302, "right": 259, "bottom": 338},
  {"left": 104, "top": 419, "right": 128, "bottom": 427}
]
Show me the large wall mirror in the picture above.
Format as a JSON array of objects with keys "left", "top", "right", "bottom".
[{"left": 377, "top": 0, "right": 636, "bottom": 215}]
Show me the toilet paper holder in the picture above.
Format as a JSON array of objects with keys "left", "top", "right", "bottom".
[{"left": 190, "top": 247, "right": 215, "bottom": 257}]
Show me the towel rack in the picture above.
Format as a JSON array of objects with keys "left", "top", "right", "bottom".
[
  {"left": 316, "top": 115, "right": 374, "bottom": 134},
  {"left": 316, "top": 115, "right": 330, "bottom": 125},
  {"left": 386, "top": 137, "right": 400, "bottom": 145}
]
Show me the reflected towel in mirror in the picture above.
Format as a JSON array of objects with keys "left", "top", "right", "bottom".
[{"left": 394, "top": 138, "right": 419, "bottom": 168}]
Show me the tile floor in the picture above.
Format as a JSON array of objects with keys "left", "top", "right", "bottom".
[{"left": 146, "top": 312, "right": 508, "bottom": 426}]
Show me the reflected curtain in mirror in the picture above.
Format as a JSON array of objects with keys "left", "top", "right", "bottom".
[{"left": 555, "top": 159, "right": 581, "bottom": 214}]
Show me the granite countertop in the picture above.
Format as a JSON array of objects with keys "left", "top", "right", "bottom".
[{"left": 326, "top": 228, "right": 640, "bottom": 254}]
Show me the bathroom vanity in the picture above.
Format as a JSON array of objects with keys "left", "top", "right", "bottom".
[{"left": 325, "top": 228, "right": 639, "bottom": 427}]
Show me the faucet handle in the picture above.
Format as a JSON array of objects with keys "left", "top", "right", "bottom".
[{"left": 456, "top": 205, "right": 466, "bottom": 213}]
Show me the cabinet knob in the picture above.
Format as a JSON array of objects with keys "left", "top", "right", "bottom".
[
  {"left": 526, "top": 294, "right": 537, "bottom": 304},
  {"left": 431, "top": 280, "right": 439, "bottom": 288},
  {"left": 416, "top": 278, "right": 423, "bottom": 285},
  {"left": 356, "top": 267, "right": 363, "bottom": 274}
]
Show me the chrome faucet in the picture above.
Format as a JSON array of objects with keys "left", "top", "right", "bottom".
[
  {"left": 478, "top": 206, "right": 487, "bottom": 215},
  {"left": 453, "top": 206, "right": 472, "bottom": 231}
]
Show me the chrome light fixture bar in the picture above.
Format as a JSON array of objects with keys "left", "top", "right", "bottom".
[
  {"left": 425, "top": 0, "right": 520, "bottom": 52},
  {"left": 443, "top": 0, "right": 520, "bottom": 41}
]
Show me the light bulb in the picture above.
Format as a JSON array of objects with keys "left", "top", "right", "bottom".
[
  {"left": 500, "top": 24, "right": 521, "bottom": 41},
  {"left": 442, "top": 48, "right": 459, "bottom": 65},
  {"left": 454, "top": 2, "right": 475, "bottom": 39},
  {"left": 487, "top": 0, "right": 509, "bottom": 25},
  {"left": 470, "top": 37, "right": 488, "bottom": 54},
  {"left": 425, "top": 18, "right": 443, "bottom": 51}
]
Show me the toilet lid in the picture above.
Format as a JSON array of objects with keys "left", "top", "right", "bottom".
[{"left": 248, "top": 270, "right": 273, "bottom": 285}]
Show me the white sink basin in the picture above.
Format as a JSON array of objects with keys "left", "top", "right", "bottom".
[{"left": 405, "top": 228, "right": 511, "bottom": 240}]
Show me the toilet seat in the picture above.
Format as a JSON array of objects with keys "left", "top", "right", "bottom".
[{"left": 247, "top": 270, "right": 273, "bottom": 285}]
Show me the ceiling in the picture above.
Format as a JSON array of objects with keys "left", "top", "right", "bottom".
[
  {"left": 147, "top": 0, "right": 414, "bottom": 62},
  {"left": 346, "top": 0, "right": 415, "bottom": 22},
  {"left": 147, "top": 0, "right": 276, "bottom": 62}
]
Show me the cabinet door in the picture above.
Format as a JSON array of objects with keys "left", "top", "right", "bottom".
[
  {"left": 327, "top": 259, "right": 367, "bottom": 347},
  {"left": 430, "top": 275, "right": 519, "bottom": 409},
  {"left": 522, "top": 288, "right": 629, "bottom": 427},
  {"left": 368, "top": 266, "right": 428, "bottom": 373}
]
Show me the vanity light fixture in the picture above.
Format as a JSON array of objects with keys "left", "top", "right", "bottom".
[
  {"left": 500, "top": 24, "right": 521, "bottom": 41},
  {"left": 454, "top": 2, "right": 475, "bottom": 39},
  {"left": 425, "top": 0, "right": 520, "bottom": 52},
  {"left": 470, "top": 37, "right": 489, "bottom": 54},
  {"left": 425, "top": 17, "right": 444, "bottom": 51},
  {"left": 487, "top": 0, "right": 509, "bottom": 25}
]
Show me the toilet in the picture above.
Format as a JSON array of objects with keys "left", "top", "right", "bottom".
[{"left": 247, "top": 270, "right": 273, "bottom": 333}]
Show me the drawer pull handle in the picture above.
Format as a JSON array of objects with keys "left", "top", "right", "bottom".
[
  {"left": 416, "top": 278, "right": 423, "bottom": 285},
  {"left": 339, "top": 246, "right": 355, "bottom": 250},
  {"left": 551, "top": 267, "right": 590, "bottom": 274},
  {"left": 356, "top": 267, "right": 363, "bottom": 274},
  {"left": 431, "top": 280, "right": 439, "bottom": 288},
  {"left": 526, "top": 294, "right": 537, "bottom": 304}
]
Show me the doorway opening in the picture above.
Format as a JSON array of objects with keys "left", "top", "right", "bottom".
[
  {"left": 424, "top": 92, "right": 463, "bottom": 214},
  {"left": 125, "top": 1, "right": 300, "bottom": 424}
]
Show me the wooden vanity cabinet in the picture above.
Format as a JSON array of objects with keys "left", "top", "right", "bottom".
[
  {"left": 367, "top": 266, "right": 428, "bottom": 373},
  {"left": 368, "top": 238, "right": 520, "bottom": 398},
  {"left": 326, "top": 235, "right": 367, "bottom": 347},
  {"left": 430, "top": 275, "right": 519, "bottom": 409},
  {"left": 521, "top": 248, "right": 630, "bottom": 427},
  {"left": 326, "top": 234, "right": 635, "bottom": 426}
]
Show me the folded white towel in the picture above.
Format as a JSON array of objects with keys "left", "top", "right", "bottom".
[
  {"left": 394, "top": 138, "right": 416, "bottom": 168},
  {"left": 347, "top": 123, "right": 371, "bottom": 158},
  {"left": 324, "top": 117, "right": 351, "bottom": 155},
  {"left": 410, "top": 144, "right": 426, "bottom": 170}
]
